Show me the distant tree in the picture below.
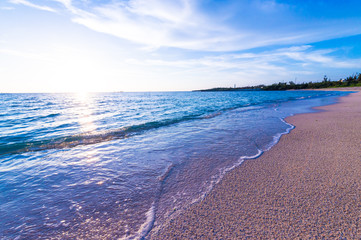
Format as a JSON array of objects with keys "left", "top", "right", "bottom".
[{"left": 323, "top": 75, "right": 329, "bottom": 82}]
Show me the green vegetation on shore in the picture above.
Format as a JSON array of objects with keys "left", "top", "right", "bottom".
[
  {"left": 195, "top": 73, "right": 361, "bottom": 91},
  {"left": 263, "top": 73, "right": 361, "bottom": 90}
]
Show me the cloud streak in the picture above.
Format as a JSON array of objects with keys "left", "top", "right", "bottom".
[
  {"left": 9, "top": 0, "right": 56, "bottom": 12},
  {"left": 8, "top": 0, "right": 361, "bottom": 52},
  {"left": 119, "top": 44, "right": 361, "bottom": 88},
  {"left": 70, "top": 0, "right": 237, "bottom": 51},
  {"left": 132, "top": 45, "right": 361, "bottom": 70},
  {"left": 3, "top": 0, "right": 361, "bottom": 92},
  {"left": 56, "top": 0, "right": 361, "bottom": 51}
]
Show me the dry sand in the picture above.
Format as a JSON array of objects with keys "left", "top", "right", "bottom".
[{"left": 151, "top": 89, "right": 361, "bottom": 239}]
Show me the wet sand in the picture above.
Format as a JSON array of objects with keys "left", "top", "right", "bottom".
[{"left": 151, "top": 89, "right": 361, "bottom": 239}]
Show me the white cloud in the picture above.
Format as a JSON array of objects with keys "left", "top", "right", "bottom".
[
  {"left": 68, "top": 0, "right": 238, "bottom": 51},
  {"left": 120, "top": 44, "right": 361, "bottom": 87},
  {"left": 51, "top": 0, "right": 92, "bottom": 15},
  {"left": 8, "top": 0, "right": 361, "bottom": 52},
  {"left": 68, "top": 1, "right": 361, "bottom": 51},
  {"left": 137, "top": 45, "right": 360, "bottom": 70},
  {"left": 1, "top": 6, "right": 15, "bottom": 10},
  {"left": 3, "top": 0, "right": 361, "bottom": 92},
  {"left": 9, "top": 0, "right": 56, "bottom": 12}
]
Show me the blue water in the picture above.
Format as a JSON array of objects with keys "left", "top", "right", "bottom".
[{"left": 0, "top": 91, "right": 349, "bottom": 239}]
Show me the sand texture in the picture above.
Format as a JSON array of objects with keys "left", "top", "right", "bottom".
[{"left": 151, "top": 90, "right": 361, "bottom": 239}]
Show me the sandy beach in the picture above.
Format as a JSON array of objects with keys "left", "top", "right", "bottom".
[{"left": 151, "top": 89, "right": 361, "bottom": 239}]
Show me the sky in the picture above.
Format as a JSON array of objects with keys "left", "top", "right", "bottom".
[{"left": 1, "top": 0, "right": 361, "bottom": 92}]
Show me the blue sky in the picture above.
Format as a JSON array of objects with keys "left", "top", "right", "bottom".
[{"left": 1, "top": 0, "right": 361, "bottom": 92}]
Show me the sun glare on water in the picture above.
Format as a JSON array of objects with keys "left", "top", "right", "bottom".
[{"left": 72, "top": 91, "right": 98, "bottom": 133}]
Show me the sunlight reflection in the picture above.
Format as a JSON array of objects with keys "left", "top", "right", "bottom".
[
  {"left": 79, "top": 149, "right": 100, "bottom": 165},
  {"left": 73, "top": 92, "right": 97, "bottom": 133},
  {"left": 70, "top": 93, "right": 102, "bottom": 165}
]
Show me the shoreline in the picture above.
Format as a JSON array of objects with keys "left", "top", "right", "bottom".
[{"left": 151, "top": 88, "right": 361, "bottom": 239}]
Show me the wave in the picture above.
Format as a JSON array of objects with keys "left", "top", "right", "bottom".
[
  {"left": 262, "top": 117, "right": 295, "bottom": 152},
  {"left": 0, "top": 104, "right": 267, "bottom": 156},
  {"left": 0, "top": 91, "right": 340, "bottom": 156},
  {"left": 131, "top": 203, "right": 156, "bottom": 240},
  {"left": 198, "top": 148, "right": 263, "bottom": 203},
  {"left": 188, "top": 116, "right": 295, "bottom": 209},
  {"left": 158, "top": 164, "right": 175, "bottom": 182}
]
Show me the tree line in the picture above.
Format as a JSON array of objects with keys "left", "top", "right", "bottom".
[{"left": 262, "top": 73, "right": 361, "bottom": 90}]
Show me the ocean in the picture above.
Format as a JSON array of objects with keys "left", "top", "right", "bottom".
[{"left": 0, "top": 90, "right": 349, "bottom": 239}]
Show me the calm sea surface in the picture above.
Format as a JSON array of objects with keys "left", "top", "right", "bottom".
[{"left": 0, "top": 91, "right": 349, "bottom": 239}]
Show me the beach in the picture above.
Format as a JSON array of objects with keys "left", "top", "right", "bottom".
[
  {"left": 2, "top": 91, "right": 349, "bottom": 239},
  {"left": 151, "top": 89, "right": 361, "bottom": 239}
]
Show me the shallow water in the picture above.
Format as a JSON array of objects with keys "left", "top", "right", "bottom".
[{"left": 0, "top": 91, "right": 349, "bottom": 239}]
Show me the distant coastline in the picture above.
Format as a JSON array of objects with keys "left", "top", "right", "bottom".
[
  {"left": 193, "top": 86, "right": 263, "bottom": 92},
  {"left": 194, "top": 73, "right": 361, "bottom": 92}
]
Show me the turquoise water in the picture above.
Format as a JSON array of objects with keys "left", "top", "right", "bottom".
[{"left": 0, "top": 91, "right": 349, "bottom": 239}]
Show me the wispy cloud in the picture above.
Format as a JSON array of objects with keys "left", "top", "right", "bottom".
[
  {"left": 3, "top": 0, "right": 361, "bottom": 91},
  {"left": 1, "top": 6, "right": 15, "bottom": 10},
  {"left": 122, "top": 44, "right": 361, "bottom": 86},
  {"left": 9, "top": 0, "right": 56, "bottom": 12},
  {"left": 60, "top": 0, "right": 292, "bottom": 51},
  {"left": 8, "top": 0, "right": 361, "bottom": 52},
  {"left": 69, "top": 0, "right": 236, "bottom": 51},
  {"left": 134, "top": 45, "right": 361, "bottom": 70}
]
